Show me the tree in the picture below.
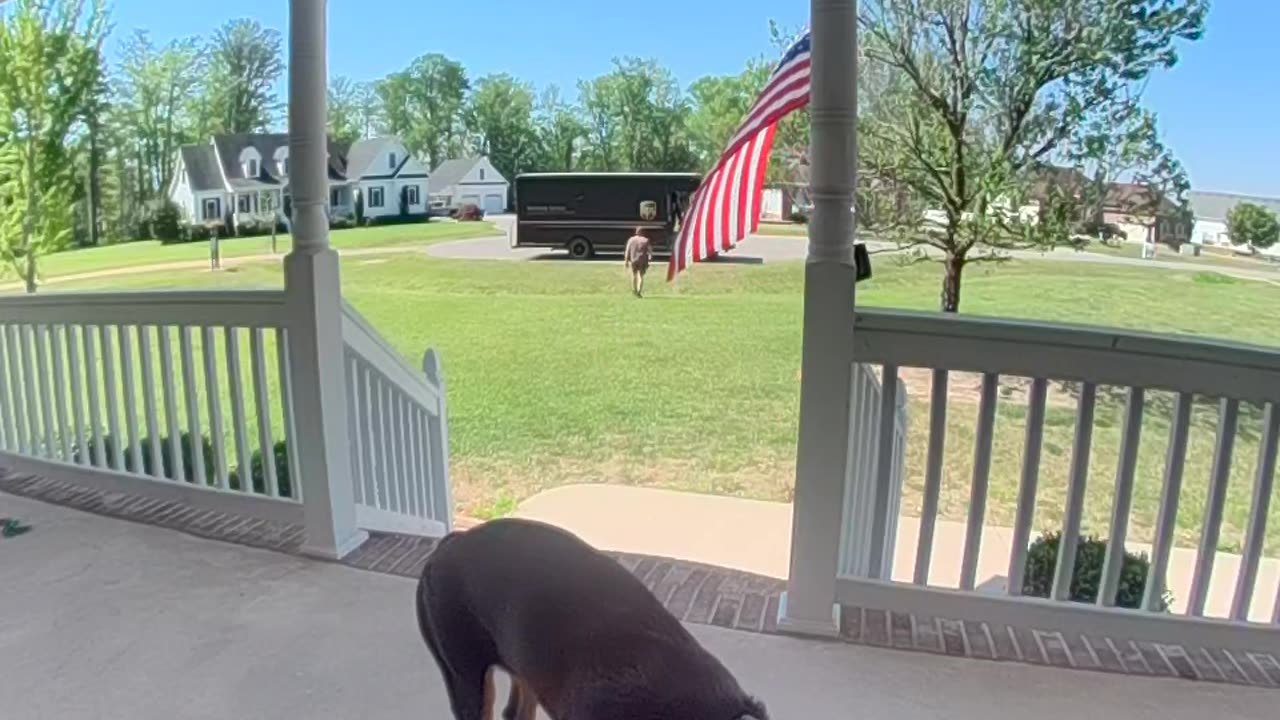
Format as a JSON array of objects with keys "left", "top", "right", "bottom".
[
  {"left": 687, "top": 61, "right": 770, "bottom": 169},
  {"left": 377, "top": 54, "right": 468, "bottom": 169},
  {"left": 328, "top": 76, "right": 363, "bottom": 144},
  {"left": 114, "top": 30, "right": 205, "bottom": 203},
  {"left": 0, "top": 0, "right": 109, "bottom": 292},
  {"left": 464, "top": 74, "right": 538, "bottom": 183},
  {"left": 857, "top": 0, "right": 1206, "bottom": 312},
  {"left": 577, "top": 58, "right": 696, "bottom": 172},
  {"left": 532, "top": 86, "right": 587, "bottom": 172},
  {"left": 205, "top": 19, "right": 284, "bottom": 134},
  {"left": 1227, "top": 202, "right": 1280, "bottom": 252}
]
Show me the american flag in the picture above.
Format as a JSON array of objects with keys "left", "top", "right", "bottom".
[{"left": 668, "top": 30, "right": 811, "bottom": 280}]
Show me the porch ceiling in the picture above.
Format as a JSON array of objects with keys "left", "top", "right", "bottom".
[{"left": 2, "top": 491, "right": 1275, "bottom": 719}]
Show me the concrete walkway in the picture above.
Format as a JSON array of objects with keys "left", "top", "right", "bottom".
[
  {"left": 515, "top": 484, "right": 1280, "bottom": 624},
  {"left": 2, "top": 493, "right": 1274, "bottom": 719}
]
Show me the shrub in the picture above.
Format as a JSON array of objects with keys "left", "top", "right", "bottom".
[
  {"left": 1022, "top": 532, "right": 1170, "bottom": 611},
  {"left": 77, "top": 431, "right": 218, "bottom": 483},
  {"left": 236, "top": 219, "right": 273, "bottom": 238},
  {"left": 229, "top": 440, "right": 292, "bottom": 498},
  {"left": 789, "top": 210, "right": 809, "bottom": 224},
  {"left": 329, "top": 216, "right": 356, "bottom": 230},
  {"left": 456, "top": 203, "right": 484, "bottom": 221},
  {"left": 153, "top": 201, "right": 183, "bottom": 241}
]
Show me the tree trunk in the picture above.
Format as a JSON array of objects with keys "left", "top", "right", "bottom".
[
  {"left": 87, "top": 116, "right": 102, "bottom": 246},
  {"left": 941, "top": 252, "right": 964, "bottom": 313},
  {"left": 23, "top": 254, "right": 37, "bottom": 294}
]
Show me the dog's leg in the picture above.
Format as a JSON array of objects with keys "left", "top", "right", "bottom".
[{"left": 502, "top": 675, "right": 538, "bottom": 720}]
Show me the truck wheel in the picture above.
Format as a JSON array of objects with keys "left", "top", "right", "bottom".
[{"left": 567, "top": 237, "right": 593, "bottom": 259}]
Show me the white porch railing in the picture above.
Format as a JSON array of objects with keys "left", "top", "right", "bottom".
[
  {"left": 342, "top": 302, "right": 452, "bottom": 536},
  {"left": 795, "top": 308, "right": 1280, "bottom": 653},
  {"left": 0, "top": 291, "right": 450, "bottom": 540},
  {"left": 839, "top": 362, "right": 908, "bottom": 578}
]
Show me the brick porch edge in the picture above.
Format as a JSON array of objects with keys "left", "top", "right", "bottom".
[{"left": 2, "top": 469, "right": 1277, "bottom": 690}]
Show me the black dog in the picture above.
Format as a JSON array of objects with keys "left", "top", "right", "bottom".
[{"left": 416, "top": 518, "right": 768, "bottom": 720}]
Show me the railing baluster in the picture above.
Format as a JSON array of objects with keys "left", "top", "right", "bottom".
[
  {"left": 961, "top": 372, "right": 999, "bottom": 591},
  {"left": 412, "top": 408, "right": 429, "bottom": 519},
  {"left": 1232, "top": 403, "right": 1279, "bottom": 622},
  {"left": 1007, "top": 377, "right": 1048, "bottom": 596},
  {"left": 383, "top": 380, "right": 402, "bottom": 512},
  {"left": 203, "top": 327, "right": 229, "bottom": 490},
  {"left": 359, "top": 364, "right": 377, "bottom": 507},
  {"left": 276, "top": 328, "right": 300, "bottom": 499},
  {"left": 1052, "top": 382, "right": 1096, "bottom": 602},
  {"left": 224, "top": 328, "right": 253, "bottom": 493},
  {"left": 346, "top": 355, "right": 364, "bottom": 505},
  {"left": 6, "top": 325, "right": 29, "bottom": 454},
  {"left": 157, "top": 326, "right": 184, "bottom": 482},
  {"left": 1145, "top": 392, "right": 1191, "bottom": 612},
  {"left": 137, "top": 326, "right": 163, "bottom": 478},
  {"left": 250, "top": 328, "right": 278, "bottom": 498},
  {"left": 393, "top": 393, "right": 412, "bottom": 515},
  {"left": 1188, "top": 398, "right": 1239, "bottom": 617},
  {"left": 100, "top": 325, "right": 125, "bottom": 470},
  {"left": 179, "top": 326, "right": 207, "bottom": 486},
  {"left": 34, "top": 325, "right": 56, "bottom": 459},
  {"left": 0, "top": 325, "right": 12, "bottom": 451},
  {"left": 50, "top": 327, "right": 72, "bottom": 460},
  {"left": 65, "top": 326, "right": 86, "bottom": 463},
  {"left": 405, "top": 398, "right": 424, "bottom": 517},
  {"left": 370, "top": 374, "right": 388, "bottom": 509},
  {"left": 424, "top": 349, "right": 452, "bottom": 530},
  {"left": 82, "top": 325, "right": 105, "bottom": 467},
  {"left": 118, "top": 326, "right": 143, "bottom": 472},
  {"left": 866, "top": 364, "right": 900, "bottom": 581},
  {"left": 914, "top": 368, "right": 948, "bottom": 585},
  {"left": 1099, "top": 387, "right": 1146, "bottom": 607},
  {"left": 20, "top": 326, "right": 43, "bottom": 457}
]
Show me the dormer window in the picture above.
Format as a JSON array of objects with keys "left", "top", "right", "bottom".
[
  {"left": 274, "top": 146, "right": 290, "bottom": 176},
  {"left": 389, "top": 152, "right": 397, "bottom": 170},
  {"left": 247, "top": 158, "right": 258, "bottom": 177},
  {"left": 479, "top": 168, "right": 486, "bottom": 181}
]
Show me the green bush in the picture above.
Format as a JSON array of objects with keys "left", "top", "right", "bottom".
[
  {"left": 236, "top": 219, "right": 274, "bottom": 238},
  {"left": 77, "top": 431, "right": 218, "bottom": 482},
  {"left": 153, "top": 201, "right": 183, "bottom": 241},
  {"left": 1022, "top": 532, "right": 1170, "bottom": 610}
]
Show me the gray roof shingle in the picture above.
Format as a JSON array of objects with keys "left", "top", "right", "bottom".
[
  {"left": 428, "top": 157, "right": 480, "bottom": 193},
  {"left": 180, "top": 145, "right": 225, "bottom": 192},
  {"left": 1189, "top": 191, "right": 1280, "bottom": 221}
]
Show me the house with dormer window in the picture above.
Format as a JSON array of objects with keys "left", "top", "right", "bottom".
[{"left": 168, "top": 134, "right": 430, "bottom": 228}]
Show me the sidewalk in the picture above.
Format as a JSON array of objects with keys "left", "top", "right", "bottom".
[{"left": 514, "top": 484, "right": 1280, "bottom": 623}]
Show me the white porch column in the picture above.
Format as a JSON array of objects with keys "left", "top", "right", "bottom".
[
  {"left": 778, "top": 0, "right": 858, "bottom": 636},
  {"left": 284, "top": 0, "right": 366, "bottom": 558}
]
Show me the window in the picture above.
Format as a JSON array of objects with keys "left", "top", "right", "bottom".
[
  {"left": 407, "top": 185, "right": 420, "bottom": 205},
  {"left": 388, "top": 152, "right": 397, "bottom": 170},
  {"left": 479, "top": 168, "right": 486, "bottom": 181},
  {"left": 237, "top": 194, "right": 251, "bottom": 213},
  {"left": 368, "top": 186, "right": 385, "bottom": 208},
  {"left": 282, "top": 158, "right": 289, "bottom": 175},
  {"left": 330, "top": 188, "right": 342, "bottom": 207},
  {"left": 202, "top": 198, "right": 221, "bottom": 221},
  {"left": 247, "top": 159, "right": 258, "bottom": 177}
]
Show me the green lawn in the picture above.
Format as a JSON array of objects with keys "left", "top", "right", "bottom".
[
  {"left": 17, "top": 220, "right": 500, "bottom": 282},
  {"left": 44, "top": 252, "right": 1280, "bottom": 554}
]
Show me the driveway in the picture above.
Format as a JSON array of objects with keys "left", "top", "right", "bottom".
[{"left": 1, "top": 492, "right": 1275, "bottom": 719}]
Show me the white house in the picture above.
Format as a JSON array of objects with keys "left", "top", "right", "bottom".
[
  {"left": 169, "top": 134, "right": 430, "bottom": 227},
  {"left": 427, "top": 156, "right": 509, "bottom": 214},
  {"left": 1189, "top": 190, "right": 1280, "bottom": 253}
]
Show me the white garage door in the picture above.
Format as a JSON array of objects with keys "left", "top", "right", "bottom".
[{"left": 483, "top": 194, "right": 505, "bottom": 213}]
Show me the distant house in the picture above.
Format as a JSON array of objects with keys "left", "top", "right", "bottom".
[
  {"left": 1189, "top": 191, "right": 1280, "bottom": 251},
  {"left": 169, "top": 134, "right": 430, "bottom": 228},
  {"left": 1102, "top": 183, "right": 1191, "bottom": 247},
  {"left": 427, "top": 156, "right": 509, "bottom": 214}
]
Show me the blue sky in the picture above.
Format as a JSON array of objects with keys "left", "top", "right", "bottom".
[{"left": 111, "top": 0, "right": 1279, "bottom": 197}]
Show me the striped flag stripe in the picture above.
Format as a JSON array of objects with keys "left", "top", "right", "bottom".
[{"left": 668, "top": 30, "right": 810, "bottom": 281}]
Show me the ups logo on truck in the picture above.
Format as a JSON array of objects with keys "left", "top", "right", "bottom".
[{"left": 639, "top": 200, "right": 658, "bottom": 221}]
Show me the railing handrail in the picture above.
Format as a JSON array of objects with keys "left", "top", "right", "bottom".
[
  {"left": 340, "top": 301, "right": 441, "bottom": 410},
  {"left": 0, "top": 290, "right": 289, "bottom": 329},
  {"left": 854, "top": 309, "right": 1280, "bottom": 404}
]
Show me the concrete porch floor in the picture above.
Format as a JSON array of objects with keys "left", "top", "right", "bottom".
[{"left": 1, "top": 493, "right": 1275, "bottom": 719}]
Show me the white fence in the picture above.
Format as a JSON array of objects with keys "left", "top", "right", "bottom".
[
  {"left": 798, "top": 309, "right": 1280, "bottom": 653},
  {"left": 839, "top": 362, "right": 908, "bottom": 578},
  {"left": 0, "top": 291, "right": 450, "bottom": 539},
  {"left": 342, "top": 302, "right": 452, "bottom": 536}
]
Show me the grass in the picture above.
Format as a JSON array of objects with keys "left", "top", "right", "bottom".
[
  {"left": 48, "top": 249, "right": 1280, "bottom": 557},
  {"left": 12, "top": 220, "right": 500, "bottom": 282}
]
